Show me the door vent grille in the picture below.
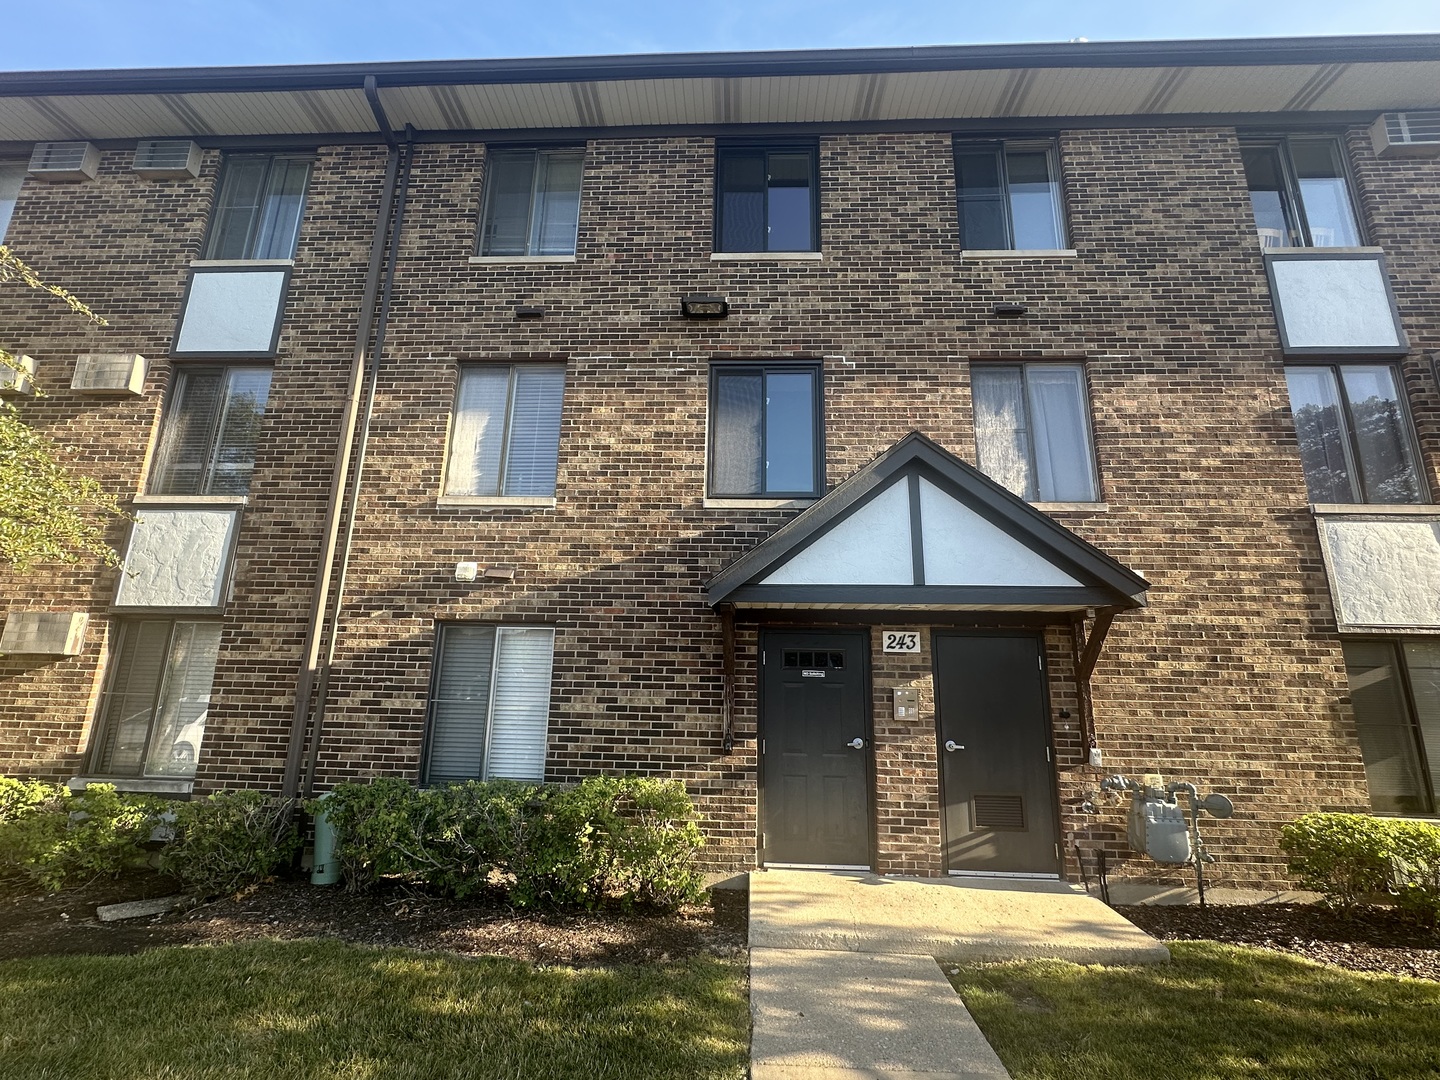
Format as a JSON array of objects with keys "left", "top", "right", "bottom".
[{"left": 973, "top": 793, "right": 1026, "bottom": 830}]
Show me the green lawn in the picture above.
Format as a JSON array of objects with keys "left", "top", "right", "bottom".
[
  {"left": 0, "top": 939, "right": 748, "bottom": 1080},
  {"left": 948, "top": 941, "right": 1440, "bottom": 1080}
]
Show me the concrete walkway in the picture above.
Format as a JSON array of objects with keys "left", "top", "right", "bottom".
[{"left": 748, "top": 870, "right": 1168, "bottom": 1079}]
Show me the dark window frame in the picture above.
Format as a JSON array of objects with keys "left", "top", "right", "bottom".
[
  {"left": 148, "top": 362, "right": 273, "bottom": 497},
  {"left": 474, "top": 145, "right": 587, "bottom": 257},
  {"left": 1284, "top": 361, "right": 1427, "bottom": 505},
  {"left": 201, "top": 152, "right": 314, "bottom": 262},
  {"left": 87, "top": 617, "right": 223, "bottom": 780},
  {"left": 970, "top": 359, "right": 1101, "bottom": 503},
  {"left": 1342, "top": 637, "right": 1440, "bottom": 816},
  {"left": 707, "top": 361, "right": 825, "bottom": 499},
  {"left": 713, "top": 141, "right": 821, "bottom": 254},
  {"left": 1239, "top": 134, "right": 1365, "bottom": 248},
  {"left": 952, "top": 137, "right": 1068, "bottom": 251}
]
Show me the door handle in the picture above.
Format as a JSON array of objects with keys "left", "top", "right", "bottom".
[
  {"left": 846, "top": 737, "right": 865, "bottom": 750},
  {"left": 945, "top": 740, "right": 965, "bottom": 752}
]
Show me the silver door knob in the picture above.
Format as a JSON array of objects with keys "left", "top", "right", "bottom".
[
  {"left": 945, "top": 740, "right": 965, "bottom": 752},
  {"left": 847, "top": 737, "right": 865, "bottom": 749}
]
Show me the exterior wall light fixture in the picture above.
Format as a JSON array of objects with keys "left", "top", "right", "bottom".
[{"left": 681, "top": 294, "right": 728, "bottom": 318}]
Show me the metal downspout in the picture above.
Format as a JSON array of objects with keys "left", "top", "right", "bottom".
[
  {"left": 279, "top": 77, "right": 399, "bottom": 798},
  {"left": 299, "top": 124, "right": 416, "bottom": 798}
]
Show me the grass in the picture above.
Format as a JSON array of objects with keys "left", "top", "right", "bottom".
[
  {"left": 0, "top": 939, "right": 748, "bottom": 1080},
  {"left": 947, "top": 941, "right": 1440, "bottom": 1080}
]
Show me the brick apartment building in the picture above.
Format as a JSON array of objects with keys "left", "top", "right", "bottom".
[{"left": 2, "top": 35, "right": 1439, "bottom": 885}]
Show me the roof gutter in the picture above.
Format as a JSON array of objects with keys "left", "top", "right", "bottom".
[{"left": 1, "top": 34, "right": 1438, "bottom": 96}]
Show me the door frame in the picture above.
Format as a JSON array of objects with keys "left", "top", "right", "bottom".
[
  {"left": 931, "top": 628, "right": 1064, "bottom": 876},
  {"left": 756, "top": 626, "right": 877, "bottom": 870}
]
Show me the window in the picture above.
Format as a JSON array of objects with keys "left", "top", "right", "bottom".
[
  {"left": 445, "top": 364, "right": 565, "bottom": 497},
  {"left": 0, "top": 161, "right": 25, "bottom": 241},
  {"left": 477, "top": 149, "right": 584, "bottom": 257},
  {"left": 709, "top": 365, "right": 822, "bottom": 498},
  {"left": 1284, "top": 365, "right": 1424, "bottom": 504},
  {"left": 954, "top": 140, "right": 1065, "bottom": 250},
  {"left": 205, "top": 154, "right": 312, "bottom": 260},
  {"left": 92, "top": 620, "right": 222, "bottom": 779},
  {"left": 715, "top": 145, "right": 818, "bottom": 253},
  {"left": 150, "top": 366, "right": 273, "bottom": 496},
  {"left": 1343, "top": 640, "right": 1440, "bottom": 815},
  {"left": 424, "top": 624, "right": 555, "bottom": 784},
  {"left": 972, "top": 363, "right": 1099, "bottom": 502},
  {"left": 1241, "top": 137, "right": 1361, "bottom": 248}
]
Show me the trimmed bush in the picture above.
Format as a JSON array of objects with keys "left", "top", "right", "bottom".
[
  {"left": 160, "top": 790, "right": 300, "bottom": 897},
  {"left": 313, "top": 776, "right": 704, "bottom": 909},
  {"left": 1280, "top": 812, "right": 1440, "bottom": 922},
  {"left": 0, "top": 780, "right": 162, "bottom": 891}
]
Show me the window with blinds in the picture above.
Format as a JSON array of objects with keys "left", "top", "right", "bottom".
[
  {"left": 150, "top": 365, "right": 273, "bottom": 496},
  {"left": 424, "top": 625, "right": 555, "bottom": 784},
  {"left": 476, "top": 149, "right": 584, "bottom": 257},
  {"left": 92, "top": 620, "right": 222, "bottom": 779},
  {"left": 445, "top": 364, "right": 565, "bottom": 497},
  {"left": 205, "top": 154, "right": 312, "bottom": 261},
  {"left": 1343, "top": 640, "right": 1440, "bottom": 815},
  {"left": 972, "top": 363, "right": 1099, "bottom": 503}
]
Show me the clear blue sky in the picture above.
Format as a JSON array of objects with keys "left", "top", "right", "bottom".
[{"left": 5, "top": 0, "right": 1438, "bottom": 71}]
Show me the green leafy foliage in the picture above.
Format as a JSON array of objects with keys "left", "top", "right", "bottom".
[
  {"left": 160, "top": 790, "right": 300, "bottom": 897},
  {"left": 0, "top": 244, "right": 128, "bottom": 572},
  {"left": 1280, "top": 812, "right": 1440, "bottom": 921},
  {"left": 0, "top": 780, "right": 162, "bottom": 891},
  {"left": 312, "top": 776, "right": 704, "bottom": 909}
]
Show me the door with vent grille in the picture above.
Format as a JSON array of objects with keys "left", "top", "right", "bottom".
[
  {"left": 759, "top": 630, "right": 871, "bottom": 868},
  {"left": 934, "top": 631, "right": 1059, "bottom": 875}
]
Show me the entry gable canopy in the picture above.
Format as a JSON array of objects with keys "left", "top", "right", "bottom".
[{"left": 706, "top": 432, "right": 1149, "bottom": 612}]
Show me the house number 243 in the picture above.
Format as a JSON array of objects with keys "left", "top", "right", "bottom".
[{"left": 882, "top": 631, "right": 920, "bottom": 653}]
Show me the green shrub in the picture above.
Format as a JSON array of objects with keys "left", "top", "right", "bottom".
[
  {"left": 160, "top": 790, "right": 299, "bottom": 897},
  {"left": 0, "top": 781, "right": 162, "bottom": 891},
  {"left": 1280, "top": 812, "right": 1440, "bottom": 922},
  {"left": 314, "top": 775, "right": 704, "bottom": 910}
]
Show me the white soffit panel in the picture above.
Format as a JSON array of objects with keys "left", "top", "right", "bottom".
[
  {"left": 1167, "top": 65, "right": 1321, "bottom": 113},
  {"left": 761, "top": 480, "right": 914, "bottom": 585},
  {"left": 115, "top": 509, "right": 239, "bottom": 609},
  {"left": 1270, "top": 257, "right": 1401, "bottom": 351},
  {"left": 882, "top": 69, "right": 1012, "bottom": 120},
  {"left": 175, "top": 268, "right": 287, "bottom": 355},
  {"left": 1020, "top": 68, "right": 1160, "bottom": 117},
  {"left": 452, "top": 82, "right": 583, "bottom": 129},
  {"left": 920, "top": 478, "right": 1083, "bottom": 587},
  {"left": 1320, "top": 518, "right": 1440, "bottom": 628},
  {"left": 594, "top": 79, "right": 714, "bottom": 126},
  {"left": 1309, "top": 62, "right": 1440, "bottom": 111}
]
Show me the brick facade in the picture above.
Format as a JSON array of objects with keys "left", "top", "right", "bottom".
[{"left": 2, "top": 49, "right": 1437, "bottom": 888}]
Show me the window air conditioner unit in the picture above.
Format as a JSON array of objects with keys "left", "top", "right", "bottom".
[
  {"left": 132, "top": 140, "right": 202, "bottom": 179},
  {"left": 27, "top": 141, "right": 99, "bottom": 181},
  {"left": 1370, "top": 111, "right": 1440, "bottom": 159}
]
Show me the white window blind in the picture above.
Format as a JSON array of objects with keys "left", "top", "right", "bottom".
[
  {"left": 445, "top": 365, "right": 564, "bottom": 497},
  {"left": 425, "top": 625, "right": 554, "bottom": 784}
]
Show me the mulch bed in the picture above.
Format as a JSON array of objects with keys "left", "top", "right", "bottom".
[
  {"left": 1120, "top": 902, "right": 1440, "bottom": 981},
  {"left": 0, "top": 872, "right": 746, "bottom": 967}
]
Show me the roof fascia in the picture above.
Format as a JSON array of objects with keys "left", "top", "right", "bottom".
[{"left": 1, "top": 34, "right": 1438, "bottom": 97}]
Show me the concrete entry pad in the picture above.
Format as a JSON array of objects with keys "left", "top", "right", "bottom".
[
  {"left": 751, "top": 870, "right": 1169, "bottom": 965},
  {"left": 751, "top": 947, "right": 1009, "bottom": 1080}
]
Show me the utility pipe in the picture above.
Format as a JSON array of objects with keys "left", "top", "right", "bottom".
[
  {"left": 300, "top": 125, "right": 416, "bottom": 797},
  {"left": 280, "top": 77, "right": 400, "bottom": 798}
]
